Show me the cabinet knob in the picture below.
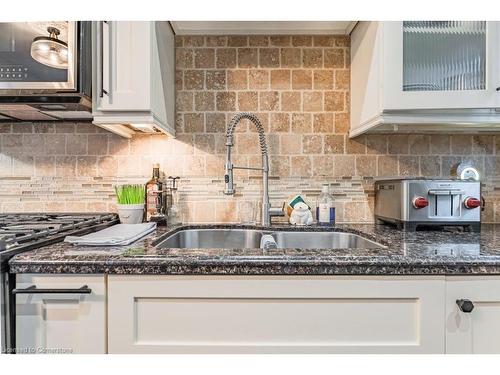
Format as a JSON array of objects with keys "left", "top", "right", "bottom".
[{"left": 456, "top": 299, "right": 475, "bottom": 313}]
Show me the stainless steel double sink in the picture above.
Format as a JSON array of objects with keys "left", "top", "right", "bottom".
[{"left": 155, "top": 228, "right": 384, "bottom": 250}]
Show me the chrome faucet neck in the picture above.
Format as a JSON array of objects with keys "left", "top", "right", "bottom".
[{"left": 224, "top": 112, "right": 273, "bottom": 226}]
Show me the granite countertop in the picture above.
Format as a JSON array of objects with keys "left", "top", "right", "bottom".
[{"left": 8, "top": 223, "right": 500, "bottom": 275}]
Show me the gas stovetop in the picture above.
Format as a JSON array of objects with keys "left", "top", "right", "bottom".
[{"left": 0, "top": 213, "right": 119, "bottom": 253}]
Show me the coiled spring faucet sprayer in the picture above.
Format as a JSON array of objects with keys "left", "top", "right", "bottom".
[{"left": 224, "top": 112, "right": 283, "bottom": 226}]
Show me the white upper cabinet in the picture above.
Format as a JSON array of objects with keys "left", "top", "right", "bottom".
[
  {"left": 385, "top": 21, "right": 499, "bottom": 110},
  {"left": 350, "top": 21, "right": 500, "bottom": 137},
  {"left": 92, "top": 21, "right": 175, "bottom": 138},
  {"left": 96, "top": 22, "right": 151, "bottom": 112}
]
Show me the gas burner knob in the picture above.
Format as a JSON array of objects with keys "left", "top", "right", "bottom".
[
  {"left": 464, "top": 197, "right": 481, "bottom": 209},
  {"left": 412, "top": 196, "right": 429, "bottom": 209}
]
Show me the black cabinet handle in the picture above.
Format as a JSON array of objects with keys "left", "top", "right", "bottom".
[
  {"left": 496, "top": 87, "right": 500, "bottom": 91},
  {"left": 456, "top": 299, "right": 474, "bottom": 313},
  {"left": 12, "top": 285, "right": 92, "bottom": 295},
  {"left": 99, "top": 21, "right": 108, "bottom": 97}
]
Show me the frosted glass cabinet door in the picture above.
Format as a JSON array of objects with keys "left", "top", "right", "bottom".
[{"left": 383, "top": 21, "right": 500, "bottom": 110}]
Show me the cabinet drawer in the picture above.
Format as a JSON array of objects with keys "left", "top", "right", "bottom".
[
  {"left": 15, "top": 274, "right": 106, "bottom": 354},
  {"left": 108, "top": 275, "right": 445, "bottom": 354}
]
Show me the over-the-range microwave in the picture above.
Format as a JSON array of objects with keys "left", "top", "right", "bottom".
[{"left": 0, "top": 21, "right": 92, "bottom": 121}]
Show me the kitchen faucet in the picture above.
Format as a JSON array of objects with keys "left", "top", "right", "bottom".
[{"left": 224, "top": 112, "right": 283, "bottom": 226}]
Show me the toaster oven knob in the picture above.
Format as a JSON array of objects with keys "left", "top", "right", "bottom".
[
  {"left": 412, "top": 197, "right": 429, "bottom": 209},
  {"left": 464, "top": 197, "right": 481, "bottom": 209}
]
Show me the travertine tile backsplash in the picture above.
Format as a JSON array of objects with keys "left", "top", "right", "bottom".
[{"left": 1, "top": 34, "right": 500, "bottom": 223}]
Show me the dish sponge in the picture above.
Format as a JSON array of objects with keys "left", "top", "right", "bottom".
[{"left": 283, "top": 194, "right": 311, "bottom": 217}]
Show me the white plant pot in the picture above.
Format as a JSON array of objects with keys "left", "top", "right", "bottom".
[{"left": 116, "top": 204, "right": 144, "bottom": 224}]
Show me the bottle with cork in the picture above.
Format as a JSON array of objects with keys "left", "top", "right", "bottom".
[{"left": 144, "top": 163, "right": 166, "bottom": 224}]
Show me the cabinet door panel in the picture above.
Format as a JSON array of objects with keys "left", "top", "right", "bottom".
[
  {"left": 15, "top": 274, "right": 106, "bottom": 354},
  {"left": 446, "top": 277, "right": 500, "bottom": 354},
  {"left": 383, "top": 21, "right": 499, "bottom": 110},
  {"left": 134, "top": 297, "right": 419, "bottom": 346},
  {"left": 108, "top": 275, "right": 445, "bottom": 354},
  {"left": 96, "top": 21, "right": 150, "bottom": 111}
]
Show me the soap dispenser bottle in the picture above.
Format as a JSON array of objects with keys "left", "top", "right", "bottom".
[{"left": 316, "top": 184, "right": 335, "bottom": 226}]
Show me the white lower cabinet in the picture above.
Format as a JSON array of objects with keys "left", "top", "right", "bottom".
[
  {"left": 107, "top": 275, "right": 445, "bottom": 354},
  {"left": 15, "top": 274, "right": 106, "bottom": 354},
  {"left": 15, "top": 274, "right": 500, "bottom": 354},
  {"left": 446, "top": 276, "right": 500, "bottom": 354}
]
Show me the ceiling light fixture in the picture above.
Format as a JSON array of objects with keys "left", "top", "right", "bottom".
[{"left": 30, "top": 27, "right": 68, "bottom": 69}]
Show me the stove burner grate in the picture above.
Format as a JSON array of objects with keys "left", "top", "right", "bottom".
[{"left": 0, "top": 213, "right": 118, "bottom": 252}]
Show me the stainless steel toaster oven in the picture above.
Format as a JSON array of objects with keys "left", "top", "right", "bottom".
[{"left": 374, "top": 178, "right": 481, "bottom": 231}]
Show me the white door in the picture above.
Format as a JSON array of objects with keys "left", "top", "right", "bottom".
[
  {"left": 446, "top": 276, "right": 500, "bottom": 354},
  {"left": 96, "top": 21, "right": 151, "bottom": 111},
  {"left": 383, "top": 21, "right": 500, "bottom": 110},
  {"left": 108, "top": 275, "right": 445, "bottom": 354},
  {"left": 15, "top": 274, "right": 106, "bottom": 354}
]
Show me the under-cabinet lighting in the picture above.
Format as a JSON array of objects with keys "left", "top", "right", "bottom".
[{"left": 129, "top": 123, "right": 157, "bottom": 133}]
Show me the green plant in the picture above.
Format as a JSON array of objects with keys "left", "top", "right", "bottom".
[{"left": 114, "top": 184, "right": 145, "bottom": 205}]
